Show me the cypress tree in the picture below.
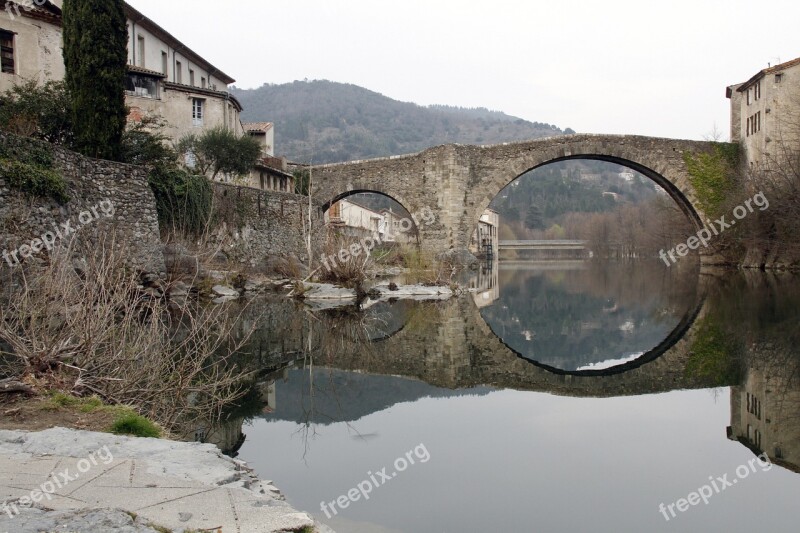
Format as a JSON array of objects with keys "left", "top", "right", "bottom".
[{"left": 62, "top": 0, "right": 128, "bottom": 161}]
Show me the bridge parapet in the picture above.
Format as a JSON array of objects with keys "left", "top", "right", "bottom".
[{"left": 313, "top": 134, "right": 726, "bottom": 257}]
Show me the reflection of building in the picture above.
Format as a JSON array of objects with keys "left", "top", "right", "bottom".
[
  {"left": 468, "top": 260, "right": 499, "bottom": 308},
  {"left": 185, "top": 376, "right": 279, "bottom": 456},
  {"left": 470, "top": 209, "right": 499, "bottom": 259},
  {"left": 727, "top": 56, "right": 800, "bottom": 171},
  {"left": 728, "top": 365, "right": 800, "bottom": 473}
]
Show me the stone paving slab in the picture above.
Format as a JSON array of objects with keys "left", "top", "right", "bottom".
[{"left": 0, "top": 428, "right": 324, "bottom": 532}]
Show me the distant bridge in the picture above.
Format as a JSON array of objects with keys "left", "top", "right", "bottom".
[{"left": 499, "top": 240, "right": 588, "bottom": 251}]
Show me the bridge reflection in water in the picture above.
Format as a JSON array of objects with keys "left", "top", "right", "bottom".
[{"left": 187, "top": 266, "right": 800, "bottom": 479}]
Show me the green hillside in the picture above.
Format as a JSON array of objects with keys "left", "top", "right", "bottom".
[{"left": 232, "top": 80, "right": 573, "bottom": 164}]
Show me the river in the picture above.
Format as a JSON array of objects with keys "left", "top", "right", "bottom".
[{"left": 203, "top": 259, "right": 800, "bottom": 532}]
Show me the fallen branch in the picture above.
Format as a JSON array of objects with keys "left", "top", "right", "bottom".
[{"left": 0, "top": 378, "right": 34, "bottom": 395}]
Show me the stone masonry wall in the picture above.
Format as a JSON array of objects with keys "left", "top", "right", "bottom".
[
  {"left": 210, "top": 183, "right": 323, "bottom": 270},
  {"left": 314, "top": 134, "right": 722, "bottom": 257},
  {"left": 0, "top": 133, "right": 164, "bottom": 273}
]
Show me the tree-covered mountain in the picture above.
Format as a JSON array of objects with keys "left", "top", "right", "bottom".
[
  {"left": 232, "top": 80, "right": 573, "bottom": 164},
  {"left": 491, "top": 160, "right": 660, "bottom": 232}
]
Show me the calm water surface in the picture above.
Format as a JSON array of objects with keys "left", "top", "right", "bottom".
[{"left": 223, "top": 260, "right": 800, "bottom": 533}]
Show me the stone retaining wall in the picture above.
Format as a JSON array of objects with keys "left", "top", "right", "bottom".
[
  {"left": 210, "top": 183, "right": 323, "bottom": 270},
  {"left": 0, "top": 133, "right": 164, "bottom": 273}
]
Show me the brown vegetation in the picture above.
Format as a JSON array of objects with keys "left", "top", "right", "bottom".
[{"left": 0, "top": 238, "right": 256, "bottom": 432}]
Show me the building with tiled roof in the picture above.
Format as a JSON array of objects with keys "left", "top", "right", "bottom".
[
  {"left": 727, "top": 56, "right": 800, "bottom": 172},
  {"left": 1, "top": 0, "right": 245, "bottom": 143},
  {"left": 243, "top": 122, "right": 275, "bottom": 157}
]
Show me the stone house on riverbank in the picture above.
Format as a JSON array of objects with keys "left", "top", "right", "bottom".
[{"left": 727, "top": 56, "right": 800, "bottom": 172}]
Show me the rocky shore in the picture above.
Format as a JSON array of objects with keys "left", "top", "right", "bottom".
[{"left": 0, "top": 427, "right": 333, "bottom": 533}]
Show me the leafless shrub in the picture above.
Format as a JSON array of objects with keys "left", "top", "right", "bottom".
[
  {"left": 316, "top": 230, "right": 374, "bottom": 287},
  {"left": 0, "top": 237, "right": 256, "bottom": 431}
]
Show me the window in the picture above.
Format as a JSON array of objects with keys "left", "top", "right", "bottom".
[
  {"left": 137, "top": 35, "right": 145, "bottom": 67},
  {"left": 175, "top": 60, "right": 182, "bottom": 83},
  {"left": 746, "top": 112, "right": 762, "bottom": 137},
  {"left": 192, "top": 98, "right": 204, "bottom": 126},
  {"left": 201, "top": 77, "right": 206, "bottom": 89},
  {"left": 0, "top": 30, "right": 15, "bottom": 74},
  {"left": 189, "top": 69, "right": 195, "bottom": 86},
  {"left": 775, "top": 73, "right": 783, "bottom": 83},
  {"left": 124, "top": 72, "right": 159, "bottom": 99},
  {"left": 754, "top": 80, "right": 761, "bottom": 100},
  {"left": 747, "top": 88, "right": 751, "bottom": 105},
  {"left": 161, "top": 51, "right": 168, "bottom": 75}
]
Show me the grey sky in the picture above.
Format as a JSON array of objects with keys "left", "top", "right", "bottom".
[{"left": 127, "top": 0, "right": 799, "bottom": 141}]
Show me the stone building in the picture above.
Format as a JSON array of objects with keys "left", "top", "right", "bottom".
[
  {"left": 1, "top": 0, "right": 244, "bottom": 143},
  {"left": 250, "top": 156, "right": 295, "bottom": 193},
  {"left": 325, "top": 198, "right": 386, "bottom": 241},
  {"left": 469, "top": 208, "right": 499, "bottom": 259},
  {"left": 245, "top": 122, "right": 275, "bottom": 157},
  {"left": 0, "top": 0, "right": 64, "bottom": 93},
  {"left": 244, "top": 122, "right": 296, "bottom": 193},
  {"left": 121, "top": 2, "right": 244, "bottom": 141},
  {"left": 727, "top": 56, "right": 800, "bottom": 172}
]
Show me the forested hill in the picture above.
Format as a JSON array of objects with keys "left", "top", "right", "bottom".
[{"left": 232, "top": 80, "right": 573, "bottom": 164}]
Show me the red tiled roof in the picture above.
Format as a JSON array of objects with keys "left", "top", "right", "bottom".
[
  {"left": 737, "top": 56, "right": 800, "bottom": 92},
  {"left": 244, "top": 122, "right": 274, "bottom": 133},
  {"left": 127, "top": 64, "right": 167, "bottom": 78}
]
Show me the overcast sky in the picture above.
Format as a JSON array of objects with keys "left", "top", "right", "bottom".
[{"left": 127, "top": 0, "right": 799, "bottom": 141}]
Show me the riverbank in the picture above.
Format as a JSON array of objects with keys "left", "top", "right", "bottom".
[{"left": 0, "top": 427, "right": 333, "bottom": 533}]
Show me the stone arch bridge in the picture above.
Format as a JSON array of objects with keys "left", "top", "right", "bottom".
[{"left": 313, "top": 134, "right": 723, "bottom": 257}]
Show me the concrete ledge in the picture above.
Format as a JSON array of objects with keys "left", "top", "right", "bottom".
[{"left": 0, "top": 427, "right": 330, "bottom": 533}]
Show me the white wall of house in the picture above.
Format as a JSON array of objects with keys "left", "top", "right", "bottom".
[
  {"left": 326, "top": 199, "right": 385, "bottom": 237},
  {"left": 127, "top": 86, "right": 243, "bottom": 143},
  {"left": 126, "top": 22, "right": 228, "bottom": 91},
  {"left": 0, "top": 9, "right": 64, "bottom": 93}
]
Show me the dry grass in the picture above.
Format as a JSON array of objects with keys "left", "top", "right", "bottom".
[
  {"left": 316, "top": 230, "right": 374, "bottom": 287},
  {"left": 0, "top": 237, "right": 257, "bottom": 432}
]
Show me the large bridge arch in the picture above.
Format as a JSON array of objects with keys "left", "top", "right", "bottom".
[{"left": 314, "top": 134, "right": 725, "bottom": 257}]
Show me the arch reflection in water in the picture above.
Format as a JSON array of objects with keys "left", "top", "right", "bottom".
[
  {"left": 185, "top": 269, "right": 800, "bottom": 533},
  {"left": 477, "top": 258, "right": 701, "bottom": 373}
]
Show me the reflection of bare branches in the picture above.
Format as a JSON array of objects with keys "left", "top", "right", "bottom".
[{"left": 289, "top": 306, "right": 386, "bottom": 458}]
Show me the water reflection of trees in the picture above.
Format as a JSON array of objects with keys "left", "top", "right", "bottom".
[{"left": 480, "top": 260, "right": 700, "bottom": 370}]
